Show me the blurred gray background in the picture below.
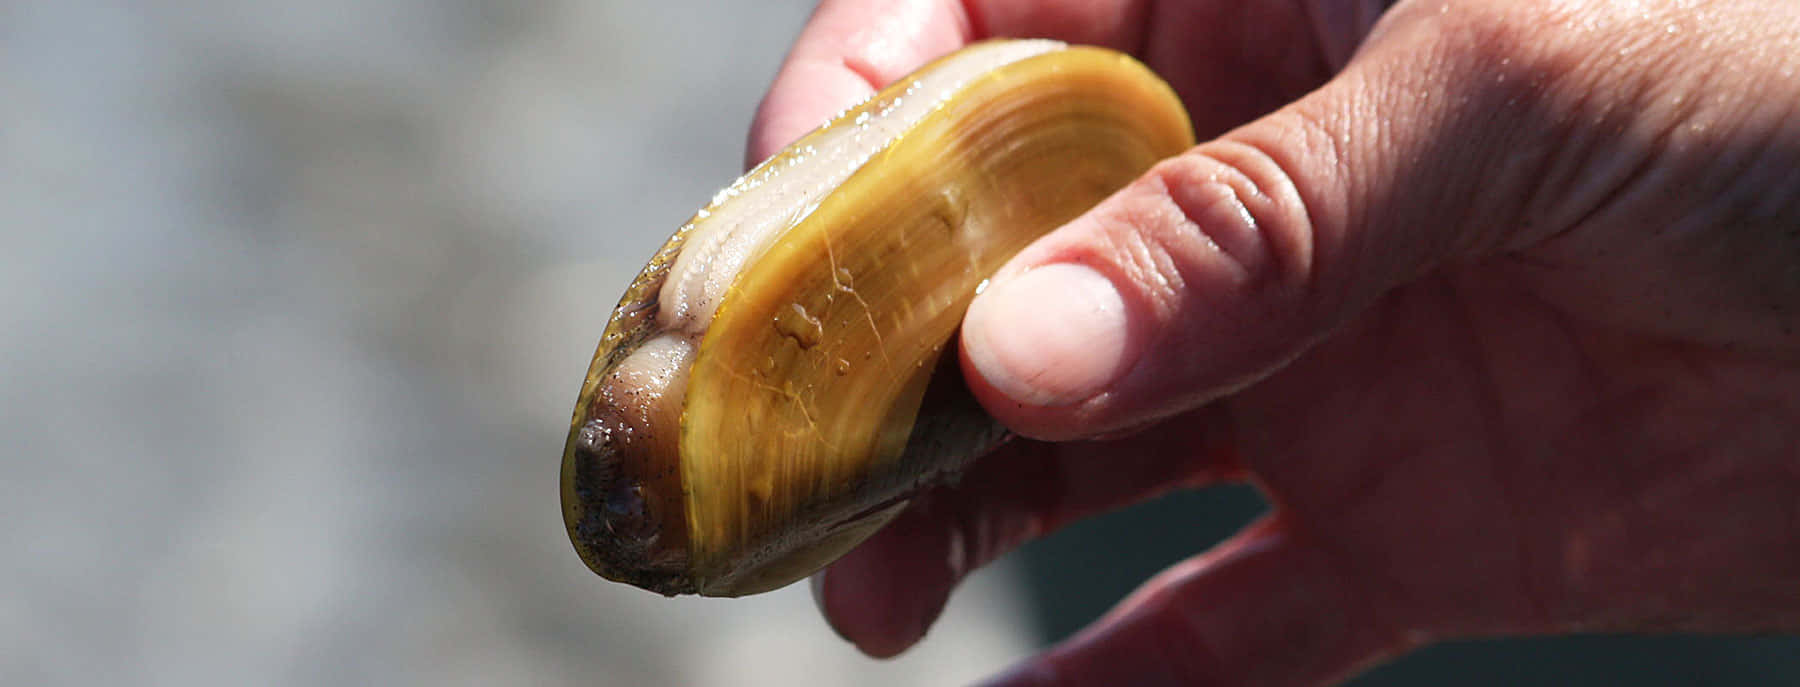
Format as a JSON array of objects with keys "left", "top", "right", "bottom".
[
  {"left": 2, "top": 2, "right": 1029, "bottom": 685},
  {"left": 5, "top": 1, "right": 1798, "bottom": 686}
]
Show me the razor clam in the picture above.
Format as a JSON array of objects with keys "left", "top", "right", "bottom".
[{"left": 563, "top": 39, "right": 1194, "bottom": 596}]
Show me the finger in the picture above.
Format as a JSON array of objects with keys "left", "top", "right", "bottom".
[
  {"left": 745, "top": 0, "right": 1156, "bottom": 166},
  {"left": 960, "top": 1, "right": 1579, "bottom": 439},
  {"left": 745, "top": 0, "right": 979, "bottom": 166},
  {"left": 750, "top": 0, "right": 1393, "bottom": 167},
  {"left": 812, "top": 405, "right": 1239, "bottom": 657},
  {"left": 981, "top": 517, "right": 1415, "bottom": 687}
]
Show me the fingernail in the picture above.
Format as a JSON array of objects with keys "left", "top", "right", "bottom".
[{"left": 964, "top": 263, "right": 1131, "bottom": 407}]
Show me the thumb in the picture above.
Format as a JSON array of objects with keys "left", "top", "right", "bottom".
[{"left": 961, "top": 2, "right": 1557, "bottom": 439}]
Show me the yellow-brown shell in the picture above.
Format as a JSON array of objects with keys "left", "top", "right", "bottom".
[{"left": 564, "top": 40, "right": 1194, "bottom": 596}]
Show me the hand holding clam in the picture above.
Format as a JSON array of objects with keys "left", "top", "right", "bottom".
[
  {"left": 736, "top": 0, "right": 1800, "bottom": 684},
  {"left": 561, "top": 40, "right": 1193, "bottom": 597}
]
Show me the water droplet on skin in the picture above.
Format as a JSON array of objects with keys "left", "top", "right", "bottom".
[
  {"left": 773, "top": 303, "right": 824, "bottom": 349},
  {"left": 835, "top": 359, "right": 851, "bottom": 375}
]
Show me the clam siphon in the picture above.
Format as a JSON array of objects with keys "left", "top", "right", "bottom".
[{"left": 562, "top": 39, "right": 1194, "bottom": 596}]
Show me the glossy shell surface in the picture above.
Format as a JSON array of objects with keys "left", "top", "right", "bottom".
[{"left": 564, "top": 40, "right": 1194, "bottom": 596}]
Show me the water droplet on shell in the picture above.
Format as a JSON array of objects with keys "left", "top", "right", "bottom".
[{"left": 773, "top": 302, "right": 824, "bottom": 349}]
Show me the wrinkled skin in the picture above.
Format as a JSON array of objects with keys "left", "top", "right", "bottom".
[{"left": 746, "top": 1, "right": 1800, "bottom": 684}]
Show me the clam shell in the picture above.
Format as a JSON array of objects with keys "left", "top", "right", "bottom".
[{"left": 564, "top": 40, "right": 1194, "bottom": 596}]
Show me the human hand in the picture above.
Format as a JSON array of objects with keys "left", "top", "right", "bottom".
[{"left": 747, "top": 0, "right": 1800, "bottom": 684}]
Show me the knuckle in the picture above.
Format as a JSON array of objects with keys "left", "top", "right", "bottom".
[{"left": 1148, "top": 131, "right": 1324, "bottom": 300}]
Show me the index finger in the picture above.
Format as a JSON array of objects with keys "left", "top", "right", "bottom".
[
  {"left": 746, "top": 0, "right": 1149, "bottom": 166},
  {"left": 812, "top": 405, "right": 1242, "bottom": 657}
]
